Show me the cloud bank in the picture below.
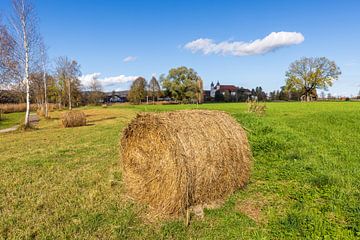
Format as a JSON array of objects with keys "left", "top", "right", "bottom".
[
  {"left": 184, "top": 31, "right": 304, "bottom": 56},
  {"left": 123, "top": 56, "right": 137, "bottom": 62},
  {"left": 79, "top": 72, "right": 138, "bottom": 89}
]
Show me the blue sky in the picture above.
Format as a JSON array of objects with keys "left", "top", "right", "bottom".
[{"left": 1, "top": 0, "right": 359, "bottom": 96}]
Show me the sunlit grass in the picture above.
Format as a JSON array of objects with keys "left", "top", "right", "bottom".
[
  {"left": 1, "top": 102, "right": 359, "bottom": 239},
  {"left": 0, "top": 112, "right": 24, "bottom": 130}
]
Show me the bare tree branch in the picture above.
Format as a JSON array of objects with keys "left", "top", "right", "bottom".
[{"left": 10, "top": 0, "right": 40, "bottom": 127}]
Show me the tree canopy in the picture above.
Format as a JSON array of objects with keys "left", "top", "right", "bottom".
[
  {"left": 88, "top": 75, "right": 103, "bottom": 105},
  {"left": 55, "top": 56, "right": 82, "bottom": 109},
  {"left": 148, "top": 76, "right": 161, "bottom": 102},
  {"left": 128, "top": 77, "right": 146, "bottom": 104},
  {"left": 0, "top": 23, "right": 18, "bottom": 86},
  {"left": 161, "top": 66, "right": 202, "bottom": 103},
  {"left": 285, "top": 57, "right": 341, "bottom": 101}
]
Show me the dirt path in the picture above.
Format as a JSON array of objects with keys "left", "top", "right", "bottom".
[
  {"left": 29, "top": 114, "right": 39, "bottom": 126},
  {"left": 0, "top": 125, "right": 19, "bottom": 133},
  {"left": 0, "top": 114, "right": 39, "bottom": 133}
]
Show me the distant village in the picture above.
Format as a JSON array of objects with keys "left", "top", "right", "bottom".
[
  {"left": 100, "top": 81, "right": 350, "bottom": 104},
  {"left": 1, "top": 78, "right": 356, "bottom": 106},
  {"left": 102, "top": 81, "right": 261, "bottom": 104}
]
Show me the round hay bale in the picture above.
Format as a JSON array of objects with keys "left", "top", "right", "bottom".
[
  {"left": 61, "top": 110, "right": 86, "bottom": 128},
  {"left": 121, "top": 110, "right": 251, "bottom": 218}
]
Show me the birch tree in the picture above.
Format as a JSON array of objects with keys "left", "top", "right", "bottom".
[
  {"left": 148, "top": 76, "right": 161, "bottom": 103},
  {"left": 0, "top": 19, "right": 18, "bottom": 87},
  {"left": 39, "top": 37, "right": 48, "bottom": 117},
  {"left": 128, "top": 77, "right": 146, "bottom": 104},
  {"left": 88, "top": 75, "right": 103, "bottom": 105},
  {"left": 55, "top": 56, "right": 81, "bottom": 109},
  {"left": 10, "top": 0, "right": 39, "bottom": 127}
]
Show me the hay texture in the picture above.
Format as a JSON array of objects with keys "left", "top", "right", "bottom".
[
  {"left": 61, "top": 110, "right": 86, "bottom": 127},
  {"left": 121, "top": 110, "right": 251, "bottom": 218}
]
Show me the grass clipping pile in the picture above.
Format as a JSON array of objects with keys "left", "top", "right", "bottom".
[
  {"left": 61, "top": 110, "right": 86, "bottom": 127},
  {"left": 121, "top": 110, "right": 251, "bottom": 219}
]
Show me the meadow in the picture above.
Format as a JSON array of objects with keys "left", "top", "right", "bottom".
[
  {"left": 0, "top": 102, "right": 359, "bottom": 239},
  {"left": 0, "top": 112, "right": 24, "bottom": 130}
]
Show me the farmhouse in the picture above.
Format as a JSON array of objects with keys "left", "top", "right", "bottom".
[
  {"left": 104, "top": 91, "right": 129, "bottom": 103},
  {"left": 210, "top": 81, "right": 238, "bottom": 98},
  {"left": 203, "top": 81, "right": 251, "bottom": 102}
]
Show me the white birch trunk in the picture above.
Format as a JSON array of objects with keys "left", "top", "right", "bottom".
[
  {"left": 22, "top": 16, "right": 30, "bottom": 128},
  {"left": 68, "top": 78, "right": 72, "bottom": 110},
  {"left": 43, "top": 65, "right": 48, "bottom": 117}
]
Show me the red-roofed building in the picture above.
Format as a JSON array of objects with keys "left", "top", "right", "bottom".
[
  {"left": 210, "top": 81, "right": 238, "bottom": 98},
  {"left": 203, "top": 81, "right": 251, "bottom": 102},
  {"left": 218, "top": 85, "right": 238, "bottom": 92}
]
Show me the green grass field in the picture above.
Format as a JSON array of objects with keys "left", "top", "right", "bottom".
[
  {"left": 1, "top": 102, "right": 359, "bottom": 239},
  {"left": 0, "top": 112, "right": 24, "bottom": 130}
]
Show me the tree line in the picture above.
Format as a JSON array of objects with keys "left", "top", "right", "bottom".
[
  {"left": 128, "top": 56, "right": 342, "bottom": 104},
  {"left": 0, "top": 0, "right": 103, "bottom": 127},
  {"left": 128, "top": 66, "right": 203, "bottom": 104}
]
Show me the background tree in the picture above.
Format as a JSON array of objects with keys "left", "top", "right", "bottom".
[
  {"left": 279, "top": 86, "right": 289, "bottom": 101},
  {"left": 285, "top": 57, "right": 341, "bottom": 102},
  {"left": 128, "top": 77, "right": 146, "bottom": 104},
  {"left": 161, "top": 66, "right": 202, "bottom": 103},
  {"left": 236, "top": 87, "right": 251, "bottom": 102},
  {"left": 148, "top": 76, "right": 161, "bottom": 103},
  {"left": 55, "top": 56, "right": 81, "bottom": 109},
  {"left": 251, "top": 89, "right": 256, "bottom": 99},
  {"left": 320, "top": 91, "right": 326, "bottom": 99},
  {"left": 288, "top": 89, "right": 301, "bottom": 101},
  {"left": 44, "top": 74, "right": 59, "bottom": 104},
  {"left": 39, "top": 37, "right": 49, "bottom": 117},
  {"left": 224, "top": 90, "right": 231, "bottom": 102},
  {"left": 214, "top": 90, "right": 224, "bottom": 102},
  {"left": 29, "top": 71, "right": 43, "bottom": 103},
  {"left": 269, "top": 91, "right": 276, "bottom": 101},
  {"left": 0, "top": 21, "right": 18, "bottom": 87},
  {"left": 10, "top": 0, "right": 40, "bottom": 127},
  {"left": 88, "top": 75, "right": 103, "bottom": 105},
  {"left": 254, "top": 86, "right": 267, "bottom": 101},
  {"left": 28, "top": 71, "right": 54, "bottom": 105},
  {"left": 159, "top": 74, "right": 169, "bottom": 98}
]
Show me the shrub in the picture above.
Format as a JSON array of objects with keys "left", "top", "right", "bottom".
[{"left": 247, "top": 100, "right": 266, "bottom": 116}]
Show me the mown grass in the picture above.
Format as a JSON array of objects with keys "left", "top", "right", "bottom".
[
  {"left": 0, "top": 112, "right": 24, "bottom": 130},
  {"left": 1, "top": 102, "right": 360, "bottom": 239}
]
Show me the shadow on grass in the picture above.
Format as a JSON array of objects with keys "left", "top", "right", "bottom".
[{"left": 87, "top": 116, "right": 117, "bottom": 123}]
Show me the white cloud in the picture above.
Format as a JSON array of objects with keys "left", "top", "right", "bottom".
[
  {"left": 184, "top": 31, "right": 304, "bottom": 56},
  {"left": 123, "top": 56, "right": 137, "bottom": 62},
  {"left": 79, "top": 73, "right": 138, "bottom": 89},
  {"left": 79, "top": 72, "right": 102, "bottom": 86}
]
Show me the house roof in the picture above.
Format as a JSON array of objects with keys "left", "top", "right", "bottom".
[
  {"left": 105, "top": 91, "right": 129, "bottom": 98},
  {"left": 219, "top": 85, "right": 238, "bottom": 92}
]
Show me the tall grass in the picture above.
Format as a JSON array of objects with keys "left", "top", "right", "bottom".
[{"left": 0, "top": 103, "right": 58, "bottom": 113}]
